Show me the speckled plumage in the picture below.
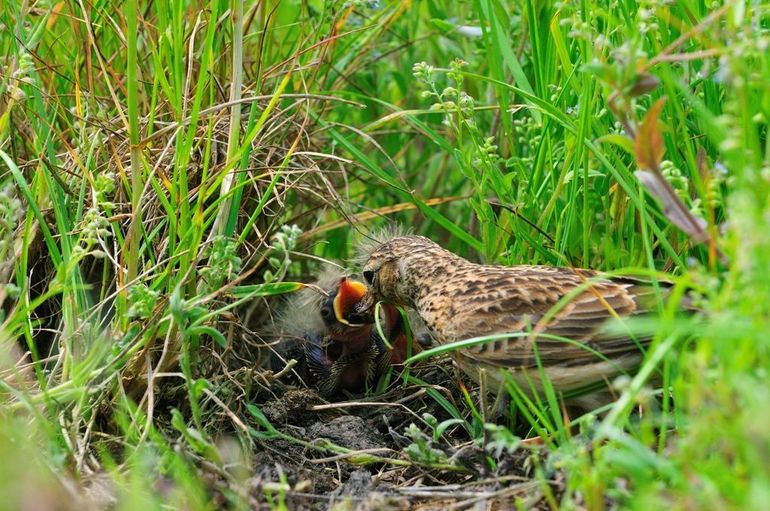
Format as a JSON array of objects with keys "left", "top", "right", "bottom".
[{"left": 359, "top": 234, "right": 683, "bottom": 394}]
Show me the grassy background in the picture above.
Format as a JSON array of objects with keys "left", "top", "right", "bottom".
[{"left": 1, "top": 0, "right": 768, "bottom": 509}]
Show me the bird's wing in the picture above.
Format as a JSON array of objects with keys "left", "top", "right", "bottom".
[{"left": 440, "top": 266, "right": 669, "bottom": 367}]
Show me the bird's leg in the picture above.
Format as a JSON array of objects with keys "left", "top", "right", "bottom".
[
  {"left": 489, "top": 391, "right": 513, "bottom": 422},
  {"left": 475, "top": 367, "right": 512, "bottom": 422}
]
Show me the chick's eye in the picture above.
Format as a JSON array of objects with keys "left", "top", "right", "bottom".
[{"left": 363, "top": 270, "right": 375, "bottom": 285}]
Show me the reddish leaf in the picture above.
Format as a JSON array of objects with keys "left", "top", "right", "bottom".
[
  {"left": 635, "top": 170, "right": 709, "bottom": 244},
  {"left": 635, "top": 97, "right": 667, "bottom": 171}
]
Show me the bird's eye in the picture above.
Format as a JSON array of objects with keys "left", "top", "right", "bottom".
[
  {"left": 320, "top": 303, "right": 332, "bottom": 319},
  {"left": 363, "top": 270, "right": 375, "bottom": 285}
]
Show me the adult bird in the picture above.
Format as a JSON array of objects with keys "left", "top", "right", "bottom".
[{"left": 357, "top": 234, "right": 690, "bottom": 397}]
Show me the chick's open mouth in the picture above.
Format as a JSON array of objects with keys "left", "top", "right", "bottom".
[{"left": 332, "top": 278, "right": 373, "bottom": 326}]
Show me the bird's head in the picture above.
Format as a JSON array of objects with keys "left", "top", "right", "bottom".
[
  {"left": 276, "top": 267, "right": 371, "bottom": 339},
  {"left": 322, "top": 277, "right": 372, "bottom": 329},
  {"left": 359, "top": 234, "right": 455, "bottom": 309}
]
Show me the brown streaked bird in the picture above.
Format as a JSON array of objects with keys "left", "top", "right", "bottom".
[
  {"left": 358, "top": 234, "right": 688, "bottom": 396},
  {"left": 276, "top": 269, "right": 423, "bottom": 397}
]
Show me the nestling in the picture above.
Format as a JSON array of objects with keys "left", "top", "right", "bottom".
[
  {"left": 358, "top": 234, "right": 688, "bottom": 395},
  {"left": 275, "top": 269, "right": 422, "bottom": 397}
]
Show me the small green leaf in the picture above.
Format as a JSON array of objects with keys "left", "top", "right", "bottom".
[
  {"left": 232, "top": 281, "right": 304, "bottom": 299},
  {"left": 596, "top": 134, "right": 635, "bottom": 155},
  {"left": 429, "top": 18, "right": 455, "bottom": 33},
  {"left": 435, "top": 418, "right": 464, "bottom": 441},
  {"left": 192, "top": 325, "right": 228, "bottom": 348},
  {"left": 247, "top": 404, "right": 278, "bottom": 435}
]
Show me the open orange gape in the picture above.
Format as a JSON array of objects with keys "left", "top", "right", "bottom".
[
  {"left": 305, "top": 277, "right": 422, "bottom": 397},
  {"left": 334, "top": 276, "right": 421, "bottom": 365},
  {"left": 332, "top": 278, "right": 368, "bottom": 326}
]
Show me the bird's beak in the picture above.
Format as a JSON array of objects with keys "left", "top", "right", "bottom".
[
  {"left": 333, "top": 278, "right": 369, "bottom": 326},
  {"left": 353, "top": 289, "right": 376, "bottom": 316}
]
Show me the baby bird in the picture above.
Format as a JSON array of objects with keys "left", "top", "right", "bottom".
[
  {"left": 276, "top": 269, "right": 420, "bottom": 397},
  {"left": 305, "top": 276, "right": 388, "bottom": 396},
  {"left": 358, "top": 234, "right": 688, "bottom": 396}
]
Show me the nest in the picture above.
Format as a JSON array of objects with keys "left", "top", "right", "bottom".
[
  {"left": 0, "top": 85, "right": 373, "bottom": 425},
  {"left": 0, "top": 66, "right": 554, "bottom": 511}
]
